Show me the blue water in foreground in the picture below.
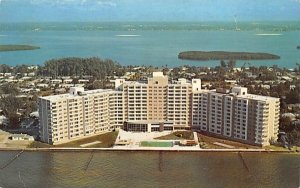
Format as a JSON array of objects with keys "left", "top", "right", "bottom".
[
  {"left": 0, "top": 151, "right": 299, "bottom": 187},
  {"left": 0, "top": 22, "right": 300, "bottom": 68}
]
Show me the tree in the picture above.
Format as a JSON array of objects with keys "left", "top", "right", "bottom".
[
  {"left": 162, "top": 67, "right": 169, "bottom": 75},
  {"left": 72, "top": 78, "right": 79, "bottom": 85},
  {"left": 279, "top": 116, "right": 294, "bottom": 133},
  {"left": 22, "top": 99, "right": 37, "bottom": 118},
  {"left": 227, "top": 60, "right": 236, "bottom": 70},
  {"left": 0, "top": 64, "right": 12, "bottom": 73},
  {"left": 14, "top": 64, "right": 29, "bottom": 75},
  {"left": 287, "top": 129, "right": 300, "bottom": 146},
  {"left": 172, "top": 67, "right": 181, "bottom": 79},
  {"left": 286, "top": 89, "right": 300, "bottom": 104},
  {"left": 0, "top": 83, "right": 19, "bottom": 96},
  {"left": 40, "top": 57, "right": 122, "bottom": 79},
  {"left": 220, "top": 60, "right": 226, "bottom": 68},
  {"left": 91, "top": 80, "right": 102, "bottom": 89},
  {"left": 0, "top": 95, "right": 23, "bottom": 128},
  {"left": 0, "top": 83, "right": 22, "bottom": 128}
]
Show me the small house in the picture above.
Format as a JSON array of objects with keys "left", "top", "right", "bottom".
[{"left": 9, "top": 134, "right": 34, "bottom": 141}]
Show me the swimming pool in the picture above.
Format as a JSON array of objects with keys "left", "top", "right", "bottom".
[{"left": 140, "top": 141, "right": 173, "bottom": 147}]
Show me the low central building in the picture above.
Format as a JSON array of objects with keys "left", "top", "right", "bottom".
[{"left": 123, "top": 120, "right": 174, "bottom": 133}]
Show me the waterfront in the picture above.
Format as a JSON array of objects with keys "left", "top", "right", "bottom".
[
  {"left": 1, "top": 22, "right": 300, "bottom": 68},
  {"left": 0, "top": 151, "right": 299, "bottom": 187}
]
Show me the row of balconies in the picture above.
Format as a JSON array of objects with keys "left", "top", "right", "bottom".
[
  {"left": 128, "top": 100, "right": 148, "bottom": 103},
  {"left": 192, "top": 118, "right": 207, "bottom": 122},
  {"left": 128, "top": 118, "right": 147, "bottom": 121},
  {"left": 210, "top": 110, "right": 222, "bottom": 114}
]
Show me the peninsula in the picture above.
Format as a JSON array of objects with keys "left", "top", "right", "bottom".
[
  {"left": 0, "top": 45, "right": 40, "bottom": 52},
  {"left": 178, "top": 51, "right": 280, "bottom": 61}
]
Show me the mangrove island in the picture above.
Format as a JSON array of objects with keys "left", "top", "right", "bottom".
[
  {"left": 0, "top": 45, "right": 40, "bottom": 52},
  {"left": 178, "top": 51, "right": 280, "bottom": 61}
]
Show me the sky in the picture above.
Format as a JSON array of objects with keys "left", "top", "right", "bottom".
[{"left": 0, "top": 0, "right": 300, "bottom": 22}]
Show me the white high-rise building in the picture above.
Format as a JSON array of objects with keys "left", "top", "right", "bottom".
[
  {"left": 39, "top": 88, "right": 117, "bottom": 144},
  {"left": 39, "top": 72, "right": 279, "bottom": 146},
  {"left": 192, "top": 87, "right": 280, "bottom": 146}
]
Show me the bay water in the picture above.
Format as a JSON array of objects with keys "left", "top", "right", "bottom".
[
  {"left": 0, "top": 151, "right": 299, "bottom": 188},
  {"left": 0, "top": 22, "right": 300, "bottom": 68}
]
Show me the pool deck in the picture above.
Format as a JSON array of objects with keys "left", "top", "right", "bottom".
[{"left": 113, "top": 130, "right": 202, "bottom": 150}]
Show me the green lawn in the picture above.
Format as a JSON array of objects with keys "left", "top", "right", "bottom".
[
  {"left": 264, "top": 145, "right": 288, "bottom": 151},
  {"left": 198, "top": 133, "right": 259, "bottom": 149},
  {"left": 28, "top": 131, "right": 118, "bottom": 148},
  {"left": 28, "top": 141, "right": 52, "bottom": 148},
  {"left": 155, "top": 131, "right": 194, "bottom": 140},
  {"left": 264, "top": 145, "right": 300, "bottom": 152},
  {"left": 55, "top": 131, "right": 118, "bottom": 148}
]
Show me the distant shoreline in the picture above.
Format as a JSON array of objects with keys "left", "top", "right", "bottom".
[
  {"left": 0, "top": 45, "right": 40, "bottom": 52},
  {"left": 255, "top": 33, "right": 282, "bottom": 36},
  {"left": 115, "top": 35, "right": 140, "bottom": 37},
  {"left": 178, "top": 51, "right": 280, "bottom": 61}
]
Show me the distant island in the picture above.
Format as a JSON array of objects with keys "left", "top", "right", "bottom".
[
  {"left": 297, "top": 46, "right": 300, "bottom": 49},
  {"left": 178, "top": 51, "right": 280, "bottom": 61},
  {"left": 0, "top": 45, "right": 40, "bottom": 52}
]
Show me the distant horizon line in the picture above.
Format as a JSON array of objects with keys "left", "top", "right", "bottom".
[{"left": 0, "top": 20, "right": 299, "bottom": 24}]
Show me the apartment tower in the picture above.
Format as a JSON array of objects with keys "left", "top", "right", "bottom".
[{"left": 39, "top": 72, "right": 279, "bottom": 146}]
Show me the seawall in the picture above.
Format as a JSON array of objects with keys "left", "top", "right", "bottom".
[{"left": 0, "top": 147, "right": 297, "bottom": 153}]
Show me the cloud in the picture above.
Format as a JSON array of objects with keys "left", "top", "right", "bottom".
[
  {"left": 97, "top": 1, "right": 116, "bottom": 7},
  {"left": 27, "top": 0, "right": 117, "bottom": 6},
  {"left": 29, "top": 0, "right": 81, "bottom": 5}
]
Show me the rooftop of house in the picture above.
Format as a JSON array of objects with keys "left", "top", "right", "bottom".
[{"left": 10, "top": 134, "right": 34, "bottom": 139}]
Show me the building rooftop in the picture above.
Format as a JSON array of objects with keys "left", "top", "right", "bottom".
[
  {"left": 208, "top": 89, "right": 229, "bottom": 95},
  {"left": 40, "top": 88, "right": 114, "bottom": 101},
  {"left": 238, "top": 94, "right": 279, "bottom": 102},
  {"left": 123, "top": 81, "right": 147, "bottom": 85},
  {"left": 193, "top": 89, "right": 279, "bottom": 102}
]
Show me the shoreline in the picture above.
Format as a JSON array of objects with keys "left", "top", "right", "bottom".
[{"left": 0, "top": 147, "right": 297, "bottom": 153}]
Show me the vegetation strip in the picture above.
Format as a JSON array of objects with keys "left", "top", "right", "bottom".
[{"left": 178, "top": 51, "right": 280, "bottom": 61}]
